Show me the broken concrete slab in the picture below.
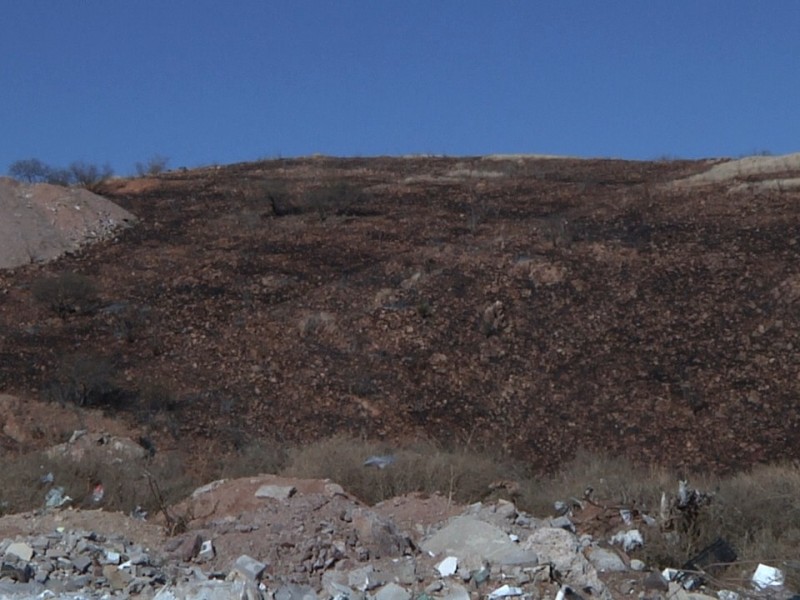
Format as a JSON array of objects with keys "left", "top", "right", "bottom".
[
  {"left": 4, "top": 542, "right": 33, "bottom": 562},
  {"left": 229, "top": 554, "right": 267, "bottom": 582},
  {"left": 422, "top": 516, "right": 538, "bottom": 569}
]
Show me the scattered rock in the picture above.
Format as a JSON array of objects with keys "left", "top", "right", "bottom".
[
  {"left": 230, "top": 554, "right": 267, "bottom": 582},
  {"left": 255, "top": 484, "right": 297, "bottom": 501},
  {"left": 4, "top": 542, "right": 33, "bottom": 562}
]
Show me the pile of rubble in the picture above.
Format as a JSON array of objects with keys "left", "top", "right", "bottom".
[{"left": 0, "top": 473, "right": 793, "bottom": 600}]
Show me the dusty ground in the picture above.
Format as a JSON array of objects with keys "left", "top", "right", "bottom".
[{"left": 2, "top": 155, "right": 800, "bottom": 476}]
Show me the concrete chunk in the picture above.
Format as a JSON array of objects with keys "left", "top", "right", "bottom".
[
  {"left": 254, "top": 484, "right": 296, "bottom": 500},
  {"left": 5, "top": 542, "right": 34, "bottom": 562},
  {"left": 374, "top": 582, "right": 411, "bottom": 600},
  {"left": 422, "top": 516, "right": 537, "bottom": 567},
  {"left": 229, "top": 554, "right": 267, "bottom": 582}
]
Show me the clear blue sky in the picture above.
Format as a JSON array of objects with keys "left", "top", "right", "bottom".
[{"left": 2, "top": 1, "right": 798, "bottom": 175}]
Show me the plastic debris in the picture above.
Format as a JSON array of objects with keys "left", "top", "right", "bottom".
[
  {"left": 678, "top": 538, "right": 737, "bottom": 589},
  {"left": 488, "top": 584, "right": 523, "bottom": 599},
  {"left": 91, "top": 482, "right": 105, "bottom": 503},
  {"left": 363, "top": 455, "right": 396, "bottom": 469},
  {"left": 39, "top": 472, "right": 54, "bottom": 485},
  {"left": 554, "top": 586, "right": 577, "bottom": 600},
  {"left": 436, "top": 556, "right": 458, "bottom": 577},
  {"left": 609, "top": 529, "right": 643, "bottom": 552},
  {"left": 752, "top": 563, "right": 784, "bottom": 590},
  {"left": 44, "top": 487, "right": 72, "bottom": 508}
]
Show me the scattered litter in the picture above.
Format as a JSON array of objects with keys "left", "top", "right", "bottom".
[
  {"left": 641, "top": 514, "right": 657, "bottom": 527},
  {"left": 436, "top": 556, "right": 458, "bottom": 577},
  {"left": 91, "top": 483, "right": 105, "bottom": 503},
  {"left": 678, "top": 537, "right": 737, "bottom": 589},
  {"left": 717, "top": 591, "right": 740, "bottom": 600},
  {"left": 44, "top": 487, "right": 71, "bottom": 508},
  {"left": 68, "top": 429, "right": 87, "bottom": 444},
  {"left": 554, "top": 586, "right": 576, "bottom": 600},
  {"left": 619, "top": 509, "right": 632, "bottom": 525},
  {"left": 198, "top": 540, "right": 215, "bottom": 562},
  {"left": 488, "top": 584, "right": 523, "bottom": 599},
  {"left": 752, "top": 563, "right": 784, "bottom": 590},
  {"left": 39, "top": 472, "right": 54, "bottom": 485},
  {"left": 661, "top": 568, "right": 678, "bottom": 581},
  {"left": 363, "top": 455, "right": 396, "bottom": 469},
  {"left": 609, "top": 529, "right": 643, "bottom": 552}
]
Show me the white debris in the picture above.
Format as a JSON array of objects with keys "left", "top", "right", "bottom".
[
  {"left": 363, "top": 455, "right": 396, "bottom": 469},
  {"left": 436, "top": 556, "right": 458, "bottom": 577},
  {"left": 488, "top": 584, "right": 523, "bottom": 599},
  {"left": 609, "top": 529, "right": 643, "bottom": 552},
  {"left": 662, "top": 568, "right": 678, "bottom": 581},
  {"left": 44, "top": 487, "right": 72, "bottom": 508},
  {"left": 752, "top": 563, "right": 784, "bottom": 590}
]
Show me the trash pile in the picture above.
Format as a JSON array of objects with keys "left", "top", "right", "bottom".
[{"left": 0, "top": 471, "right": 795, "bottom": 600}]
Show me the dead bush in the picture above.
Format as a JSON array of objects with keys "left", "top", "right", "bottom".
[
  {"left": 46, "top": 353, "right": 125, "bottom": 408},
  {"left": 68, "top": 161, "right": 114, "bottom": 188},
  {"left": 219, "top": 440, "right": 288, "bottom": 479},
  {"left": 134, "top": 155, "right": 170, "bottom": 177},
  {"left": 31, "top": 272, "right": 98, "bottom": 317},
  {"left": 518, "top": 449, "right": 675, "bottom": 517},
  {"left": 303, "top": 181, "right": 365, "bottom": 221}
]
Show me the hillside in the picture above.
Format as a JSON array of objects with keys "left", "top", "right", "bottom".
[{"left": 2, "top": 154, "right": 800, "bottom": 474}]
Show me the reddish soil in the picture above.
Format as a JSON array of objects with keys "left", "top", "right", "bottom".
[{"left": 2, "top": 155, "right": 800, "bottom": 474}]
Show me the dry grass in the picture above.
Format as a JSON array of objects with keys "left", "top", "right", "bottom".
[
  {"left": 0, "top": 449, "right": 197, "bottom": 518},
  {"left": 516, "top": 450, "right": 800, "bottom": 590},
  {"left": 283, "top": 436, "right": 515, "bottom": 505}
]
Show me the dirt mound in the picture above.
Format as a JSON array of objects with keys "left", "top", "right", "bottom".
[{"left": 0, "top": 178, "right": 136, "bottom": 269}]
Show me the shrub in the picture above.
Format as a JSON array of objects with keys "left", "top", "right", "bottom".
[
  {"left": 45, "top": 168, "right": 75, "bottom": 186},
  {"left": 134, "top": 155, "right": 170, "bottom": 177},
  {"left": 8, "top": 158, "right": 53, "bottom": 183},
  {"left": 46, "top": 353, "right": 123, "bottom": 408},
  {"left": 68, "top": 161, "right": 114, "bottom": 187},
  {"left": 8, "top": 158, "right": 112, "bottom": 187},
  {"left": 31, "top": 272, "right": 98, "bottom": 317},
  {"left": 303, "top": 181, "right": 363, "bottom": 220}
]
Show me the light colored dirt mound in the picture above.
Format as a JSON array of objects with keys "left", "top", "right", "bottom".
[
  {"left": 672, "top": 152, "right": 800, "bottom": 187},
  {"left": 0, "top": 177, "right": 136, "bottom": 269}
]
